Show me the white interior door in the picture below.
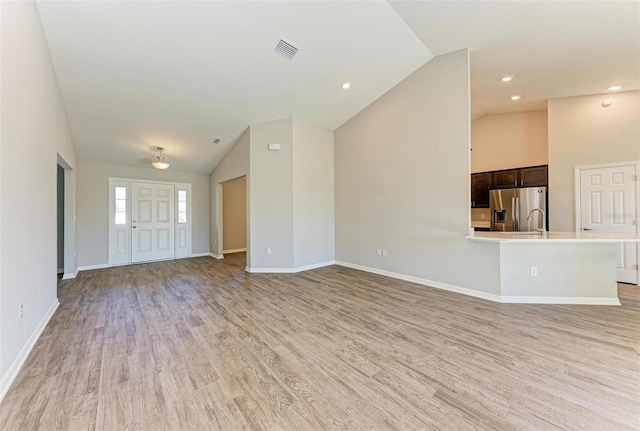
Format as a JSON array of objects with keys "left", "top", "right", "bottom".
[
  {"left": 132, "top": 182, "right": 175, "bottom": 263},
  {"left": 579, "top": 164, "right": 638, "bottom": 284}
]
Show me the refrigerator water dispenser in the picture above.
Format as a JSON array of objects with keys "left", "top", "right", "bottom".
[{"left": 493, "top": 210, "right": 506, "bottom": 224}]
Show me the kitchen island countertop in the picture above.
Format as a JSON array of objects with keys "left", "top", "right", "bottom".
[{"left": 467, "top": 231, "right": 640, "bottom": 243}]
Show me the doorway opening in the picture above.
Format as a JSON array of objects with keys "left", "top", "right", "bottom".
[
  {"left": 57, "top": 154, "right": 77, "bottom": 280},
  {"left": 221, "top": 176, "right": 247, "bottom": 256},
  {"left": 57, "top": 164, "right": 64, "bottom": 275}
]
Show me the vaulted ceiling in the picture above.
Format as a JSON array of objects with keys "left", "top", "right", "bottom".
[{"left": 37, "top": 1, "right": 640, "bottom": 174}]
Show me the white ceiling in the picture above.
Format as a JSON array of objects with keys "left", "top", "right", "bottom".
[
  {"left": 36, "top": 1, "right": 432, "bottom": 173},
  {"left": 37, "top": 1, "right": 639, "bottom": 174},
  {"left": 390, "top": 1, "right": 640, "bottom": 116}
]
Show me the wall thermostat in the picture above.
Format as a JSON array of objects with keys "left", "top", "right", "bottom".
[{"left": 268, "top": 143, "right": 281, "bottom": 151}]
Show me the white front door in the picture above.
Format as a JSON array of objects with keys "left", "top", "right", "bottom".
[
  {"left": 579, "top": 164, "right": 638, "bottom": 284},
  {"left": 131, "top": 182, "right": 175, "bottom": 263}
]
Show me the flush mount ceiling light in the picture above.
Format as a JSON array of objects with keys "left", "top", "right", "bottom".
[
  {"left": 151, "top": 147, "right": 170, "bottom": 170},
  {"left": 608, "top": 85, "right": 622, "bottom": 91},
  {"left": 501, "top": 76, "right": 513, "bottom": 82},
  {"left": 342, "top": 82, "right": 351, "bottom": 90},
  {"left": 510, "top": 95, "right": 521, "bottom": 100}
]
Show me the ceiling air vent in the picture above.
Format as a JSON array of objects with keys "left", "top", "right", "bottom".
[{"left": 273, "top": 39, "right": 299, "bottom": 61}]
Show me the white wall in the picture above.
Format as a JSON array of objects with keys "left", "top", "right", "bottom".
[
  {"left": 292, "top": 118, "right": 335, "bottom": 268},
  {"left": 334, "top": 49, "right": 500, "bottom": 295},
  {"left": 0, "top": 7, "right": 3, "bottom": 395},
  {"left": 210, "top": 128, "right": 250, "bottom": 258},
  {"left": 212, "top": 119, "right": 334, "bottom": 270},
  {"left": 499, "top": 243, "right": 618, "bottom": 299},
  {"left": 0, "top": 0, "right": 77, "bottom": 396},
  {"left": 249, "top": 118, "right": 294, "bottom": 269},
  {"left": 471, "top": 111, "right": 548, "bottom": 173},
  {"left": 548, "top": 91, "right": 640, "bottom": 231},
  {"left": 77, "top": 161, "right": 210, "bottom": 267}
]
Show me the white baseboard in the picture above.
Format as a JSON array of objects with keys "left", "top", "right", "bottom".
[
  {"left": 246, "top": 260, "right": 335, "bottom": 274},
  {"left": 293, "top": 260, "right": 335, "bottom": 272},
  {"left": 62, "top": 267, "right": 79, "bottom": 280},
  {"left": 0, "top": 299, "right": 59, "bottom": 403},
  {"left": 334, "top": 261, "right": 621, "bottom": 305},
  {"left": 209, "top": 253, "right": 224, "bottom": 260},
  {"left": 500, "top": 296, "right": 621, "bottom": 305},
  {"left": 245, "top": 267, "right": 289, "bottom": 273},
  {"left": 78, "top": 263, "right": 109, "bottom": 272},
  {"left": 223, "top": 248, "right": 247, "bottom": 254},
  {"left": 190, "top": 252, "right": 211, "bottom": 258},
  {"left": 335, "top": 261, "right": 502, "bottom": 303}
]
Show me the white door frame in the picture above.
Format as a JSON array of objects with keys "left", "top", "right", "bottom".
[
  {"left": 214, "top": 182, "right": 225, "bottom": 259},
  {"left": 575, "top": 161, "right": 640, "bottom": 286},
  {"left": 108, "top": 178, "right": 192, "bottom": 266}
]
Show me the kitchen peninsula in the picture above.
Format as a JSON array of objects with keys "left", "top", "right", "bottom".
[{"left": 467, "top": 231, "right": 640, "bottom": 305}]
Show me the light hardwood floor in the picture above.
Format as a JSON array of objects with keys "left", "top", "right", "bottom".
[{"left": 1, "top": 253, "right": 639, "bottom": 430}]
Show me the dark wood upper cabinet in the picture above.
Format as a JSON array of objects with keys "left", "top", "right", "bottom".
[
  {"left": 471, "top": 172, "right": 492, "bottom": 208},
  {"left": 491, "top": 165, "right": 548, "bottom": 189},
  {"left": 492, "top": 169, "right": 520, "bottom": 189},
  {"left": 520, "top": 165, "right": 548, "bottom": 187}
]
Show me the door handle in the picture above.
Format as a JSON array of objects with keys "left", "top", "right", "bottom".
[
  {"left": 132, "top": 226, "right": 137, "bottom": 229},
  {"left": 582, "top": 227, "right": 592, "bottom": 231}
]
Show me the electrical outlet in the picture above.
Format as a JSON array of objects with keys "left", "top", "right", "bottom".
[
  {"left": 376, "top": 249, "right": 382, "bottom": 256},
  {"left": 19, "top": 304, "right": 24, "bottom": 320},
  {"left": 382, "top": 249, "right": 388, "bottom": 257},
  {"left": 530, "top": 266, "right": 538, "bottom": 276},
  {"left": 266, "top": 248, "right": 272, "bottom": 255}
]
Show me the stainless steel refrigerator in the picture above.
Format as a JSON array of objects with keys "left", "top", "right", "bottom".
[{"left": 490, "top": 187, "right": 547, "bottom": 232}]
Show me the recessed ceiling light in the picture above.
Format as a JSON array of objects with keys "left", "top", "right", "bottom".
[
  {"left": 341, "top": 82, "right": 351, "bottom": 90},
  {"left": 511, "top": 95, "right": 521, "bottom": 100},
  {"left": 501, "top": 76, "right": 513, "bottom": 82},
  {"left": 608, "top": 85, "right": 622, "bottom": 91}
]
